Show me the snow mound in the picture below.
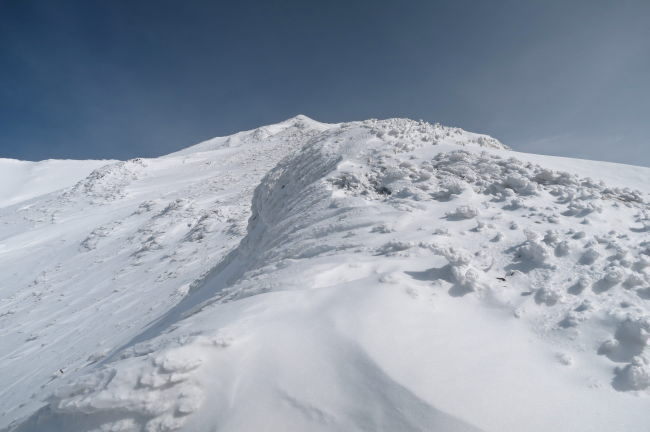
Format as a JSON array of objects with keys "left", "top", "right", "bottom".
[{"left": 2, "top": 116, "right": 650, "bottom": 432}]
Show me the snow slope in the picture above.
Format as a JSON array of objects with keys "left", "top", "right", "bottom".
[
  {"left": 0, "top": 158, "right": 113, "bottom": 208},
  {"left": 1, "top": 116, "right": 649, "bottom": 432}
]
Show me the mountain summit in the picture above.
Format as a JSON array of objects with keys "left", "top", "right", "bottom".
[{"left": 1, "top": 117, "right": 649, "bottom": 432}]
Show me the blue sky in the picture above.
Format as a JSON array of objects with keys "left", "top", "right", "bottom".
[{"left": 1, "top": 0, "right": 649, "bottom": 165}]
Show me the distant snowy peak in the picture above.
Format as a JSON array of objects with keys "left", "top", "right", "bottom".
[
  {"left": 169, "top": 115, "right": 507, "bottom": 156},
  {"left": 167, "top": 114, "right": 331, "bottom": 156}
]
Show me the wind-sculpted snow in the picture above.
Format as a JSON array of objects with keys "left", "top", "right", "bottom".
[
  {"left": 0, "top": 116, "right": 325, "bottom": 430},
  {"left": 63, "top": 159, "right": 148, "bottom": 203},
  {"left": 2, "top": 116, "right": 650, "bottom": 432}
]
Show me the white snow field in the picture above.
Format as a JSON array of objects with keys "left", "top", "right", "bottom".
[
  {"left": 1, "top": 116, "right": 649, "bottom": 432},
  {"left": 0, "top": 158, "right": 114, "bottom": 208}
]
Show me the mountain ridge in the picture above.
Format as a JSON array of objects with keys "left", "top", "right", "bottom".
[{"left": 1, "top": 117, "right": 649, "bottom": 431}]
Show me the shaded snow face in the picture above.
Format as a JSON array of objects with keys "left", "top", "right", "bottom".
[{"left": 2, "top": 116, "right": 650, "bottom": 432}]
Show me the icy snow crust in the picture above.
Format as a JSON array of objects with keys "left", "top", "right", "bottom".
[{"left": 2, "top": 116, "right": 650, "bottom": 431}]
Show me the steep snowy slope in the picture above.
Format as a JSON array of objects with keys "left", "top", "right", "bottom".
[
  {"left": 2, "top": 116, "right": 649, "bottom": 432},
  {"left": 0, "top": 116, "right": 329, "bottom": 429}
]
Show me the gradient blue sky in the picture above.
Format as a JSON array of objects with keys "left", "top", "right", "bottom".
[{"left": 1, "top": 0, "right": 649, "bottom": 165}]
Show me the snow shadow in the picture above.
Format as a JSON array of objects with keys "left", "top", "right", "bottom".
[{"left": 406, "top": 265, "right": 473, "bottom": 297}]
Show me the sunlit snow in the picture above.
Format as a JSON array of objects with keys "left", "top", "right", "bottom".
[{"left": 1, "top": 116, "right": 649, "bottom": 432}]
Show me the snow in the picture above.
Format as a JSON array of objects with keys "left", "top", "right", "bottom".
[
  {"left": 1, "top": 115, "right": 650, "bottom": 431},
  {"left": 0, "top": 158, "right": 113, "bottom": 208}
]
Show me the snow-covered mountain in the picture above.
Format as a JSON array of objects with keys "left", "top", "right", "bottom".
[{"left": 1, "top": 116, "right": 649, "bottom": 432}]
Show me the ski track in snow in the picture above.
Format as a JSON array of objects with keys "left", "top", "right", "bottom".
[{"left": 1, "top": 115, "right": 649, "bottom": 432}]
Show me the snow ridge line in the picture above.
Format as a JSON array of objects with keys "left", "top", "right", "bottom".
[
  {"left": 7, "top": 116, "right": 650, "bottom": 432},
  {"left": 116, "top": 128, "right": 352, "bottom": 344},
  {"left": 6, "top": 122, "right": 363, "bottom": 432}
]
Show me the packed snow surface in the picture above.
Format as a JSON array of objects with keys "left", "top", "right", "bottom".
[{"left": 1, "top": 115, "right": 650, "bottom": 432}]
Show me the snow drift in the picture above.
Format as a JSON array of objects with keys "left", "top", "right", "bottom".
[{"left": 1, "top": 116, "right": 649, "bottom": 432}]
